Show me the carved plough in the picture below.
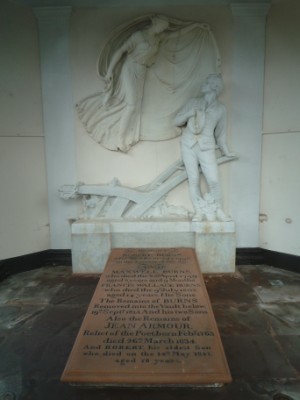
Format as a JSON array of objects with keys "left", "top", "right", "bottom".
[{"left": 59, "top": 156, "right": 237, "bottom": 219}]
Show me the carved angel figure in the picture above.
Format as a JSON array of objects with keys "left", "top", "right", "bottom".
[{"left": 77, "top": 14, "right": 220, "bottom": 152}]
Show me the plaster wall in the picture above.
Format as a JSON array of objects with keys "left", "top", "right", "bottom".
[
  {"left": 260, "top": 0, "right": 300, "bottom": 256},
  {"left": 0, "top": 1, "right": 50, "bottom": 259}
]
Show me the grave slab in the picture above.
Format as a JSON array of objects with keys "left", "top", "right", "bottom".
[{"left": 61, "top": 248, "right": 231, "bottom": 386}]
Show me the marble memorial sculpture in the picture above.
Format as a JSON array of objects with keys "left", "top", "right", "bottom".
[
  {"left": 76, "top": 14, "right": 221, "bottom": 152},
  {"left": 60, "top": 15, "right": 237, "bottom": 273},
  {"left": 61, "top": 15, "right": 237, "bottom": 221},
  {"left": 175, "top": 74, "right": 236, "bottom": 222}
]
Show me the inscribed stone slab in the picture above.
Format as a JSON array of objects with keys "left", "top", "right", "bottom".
[{"left": 61, "top": 248, "right": 231, "bottom": 386}]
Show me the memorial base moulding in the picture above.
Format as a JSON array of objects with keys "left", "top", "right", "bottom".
[
  {"left": 71, "top": 219, "right": 236, "bottom": 274},
  {"left": 61, "top": 248, "right": 232, "bottom": 386}
]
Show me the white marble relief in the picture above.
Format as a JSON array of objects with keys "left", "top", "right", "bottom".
[
  {"left": 175, "top": 74, "right": 236, "bottom": 222},
  {"left": 76, "top": 14, "right": 220, "bottom": 152},
  {"left": 59, "top": 155, "right": 236, "bottom": 220}
]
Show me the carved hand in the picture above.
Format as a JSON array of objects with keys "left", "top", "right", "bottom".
[{"left": 59, "top": 184, "right": 79, "bottom": 200}]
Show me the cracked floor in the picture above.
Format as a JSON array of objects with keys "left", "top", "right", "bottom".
[{"left": 0, "top": 263, "right": 299, "bottom": 400}]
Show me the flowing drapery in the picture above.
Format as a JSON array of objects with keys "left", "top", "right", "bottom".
[{"left": 76, "top": 15, "right": 220, "bottom": 152}]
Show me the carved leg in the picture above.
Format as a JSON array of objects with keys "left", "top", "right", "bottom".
[{"left": 181, "top": 144, "right": 206, "bottom": 219}]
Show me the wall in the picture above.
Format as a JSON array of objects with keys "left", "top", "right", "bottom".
[
  {"left": 0, "top": 1, "right": 50, "bottom": 259},
  {"left": 260, "top": 0, "right": 300, "bottom": 256}
]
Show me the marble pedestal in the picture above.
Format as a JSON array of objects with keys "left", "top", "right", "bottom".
[{"left": 71, "top": 219, "right": 236, "bottom": 274}]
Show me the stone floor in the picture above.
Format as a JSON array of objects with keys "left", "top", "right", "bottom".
[{"left": 0, "top": 263, "right": 299, "bottom": 400}]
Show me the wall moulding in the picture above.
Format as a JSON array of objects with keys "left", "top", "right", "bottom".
[
  {"left": 33, "top": 6, "right": 72, "bottom": 21},
  {"left": 228, "top": 0, "right": 270, "bottom": 247},
  {"left": 230, "top": 2, "right": 271, "bottom": 17},
  {"left": 22, "top": 0, "right": 271, "bottom": 8},
  {"left": 34, "top": 5, "right": 78, "bottom": 249}
]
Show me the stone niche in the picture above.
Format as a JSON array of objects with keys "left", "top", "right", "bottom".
[
  {"left": 71, "top": 219, "right": 236, "bottom": 274},
  {"left": 36, "top": 4, "right": 270, "bottom": 253},
  {"left": 58, "top": 12, "right": 241, "bottom": 273}
]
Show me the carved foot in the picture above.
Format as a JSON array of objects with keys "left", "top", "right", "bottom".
[
  {"left": 205, "top": 212, "right": 216, "bottom": 222},
  {"left": 216, "top": 208, "right": 232, "bottom": 222},
  {"left": 192, "top": 212, "right": 204, "bottom": 222}
]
